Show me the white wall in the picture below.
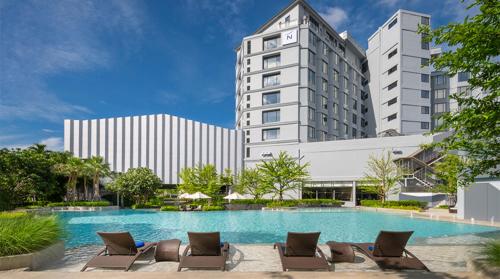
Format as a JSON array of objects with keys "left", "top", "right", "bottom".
[{"left": 458, "top": 180, "right": 500, "bottom": 222}]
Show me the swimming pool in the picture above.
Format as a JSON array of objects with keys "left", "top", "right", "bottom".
[{"left": 57, "top": 209, "right": 498, "bottom": 248}]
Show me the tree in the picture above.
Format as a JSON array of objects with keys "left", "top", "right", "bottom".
[
  {"left": 107, "top": 167, "right": 162, "bottom": 205},
  {"left": 220, "top": 168, "right": 235, "bottom": 193},
  {"left": 432, "top": 154, "right": 463, "bottom": 206},
  {"left": 419, "top": 0, "right": 499, "bottom": 184},
  {"left": 85, "top": 156, "right": 111, "bottom": 200},
  {"left": 178, "top": 164, "right": 224, "bottom": 197},
  {"left": 257, "top": 151, "right": 309, "bottom": 201},
  {"left": 53, "top": 157, "right": 84, "bottom": 201},
  {"left": 80, "top": 161, "right": 93, "bottom": 200},
  {"left": 362, "top": 151, "right": 404, "bottom": 202},
  {"left": 234, "top": 168, "right": 267, "bottom": 199}
]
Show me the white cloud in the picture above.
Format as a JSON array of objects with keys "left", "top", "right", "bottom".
[
  {"left": 0, "top": 0, "right": 144, "bottom": 123},
  {"left": 320, "top": 7, "right": 348, "bottom": 30},
  {"left": 39, "top": 137, "right": 64, "bottom": 151},
  {"left": 442, "top": 0, "right": 480, "bottom": 22},
  {"left": 42, "top": 129, "right": 55, "bottom": 133},
  {"left": 377, "top": 0, "right": 400, "bottom": 7}
]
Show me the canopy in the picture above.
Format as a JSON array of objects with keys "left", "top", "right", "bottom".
[
  {"left": 188, "top": 192, "right": 211, "bottom": 200},
  {"left": 223, "top": 192, "right": 246, "bottom": 200},
  {"left": 178, "top": 193, "right": 192, "bottom": 199}
]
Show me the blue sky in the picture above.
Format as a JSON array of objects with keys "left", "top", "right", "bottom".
[{"left": 0, "top": 0, "right": 474, "bottom": 150}]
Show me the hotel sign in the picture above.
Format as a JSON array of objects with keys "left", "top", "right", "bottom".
[{"left": 281, "top": 29, "right": 297, "bottom": 45}]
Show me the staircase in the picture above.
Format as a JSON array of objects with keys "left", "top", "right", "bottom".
[{"left": 395, "top": 148, "right": 443, "bottom": 191}]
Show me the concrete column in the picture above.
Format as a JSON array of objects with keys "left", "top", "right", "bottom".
[{"left": 352, "top": 181, "right": 357, "bottom": 204}]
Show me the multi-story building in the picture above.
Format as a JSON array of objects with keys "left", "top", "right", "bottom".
[
  {"left": 367, "top": 10, "right": 432, "bottom": 136},
  {"left": 235, "top": 0, "right": 369, "bottom": 164}
]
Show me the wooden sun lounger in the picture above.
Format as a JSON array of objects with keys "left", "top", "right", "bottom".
[
  {"left": 177, "top": 232, "right": 230, "bottom": 271},
  {"left": 274, "top": 232, "right": 330, "bottom": 271}
]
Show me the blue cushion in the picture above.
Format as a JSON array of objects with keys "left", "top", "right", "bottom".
[
  {"left": 135, "top": 241, "right": 145, "bottom": 248},
  {"left": 368, "top": 246, "right": 374, "bottom": 251}
]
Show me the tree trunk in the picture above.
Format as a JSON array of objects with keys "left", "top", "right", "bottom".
[
  {"left": 93, "top": 175, "right": 100, "bottom": 200},
  {"left": 83, "top": 177, "right": 88, "bottom": 201}
]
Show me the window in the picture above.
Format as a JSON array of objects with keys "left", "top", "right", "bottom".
[
  {"left": 458, "top": 72, "right": 470, "bottom": 82},
  {"left": 308, "top": 50, "right": 316, "bottom": 66},
  {"left": 246, "top": 103, "right": 250, "bottom": 108},
  {"left": 388, "top": 65, "right": 397, "bottom": 75},
  {"left": 434, "top": 103, "right": 446, "bottom": 113},
  {"left": 421, "top": 74, "right": 430, "bottom": 82},
  {"left": 246, "top": 112, "right": 250, "bottom": 119},
  {"left": 421, "top": 17, "right": 430, "bottom": 25},
  {"left": 388, "top": 81, "right": 397, "bottom": 90},
  {"left": 318, "top": 131, "right": 327, "bottom": 141},
  {"left": 421, "top": 58, "right": 429, "bottom": 67},
  {"left": 434, "top": 75, "right": 445, "bottom": 85},
  {"left": 458, "top": 86, "right": 471, "bottom": 95},
  {"left": 308, "top": 69, "right": 315, "bottom": 86},
  {"left": 323, "top": 42, "right": 329, "bottom": 56},
  {"left": 246, "top": 41, "right": 251, "bottom": 54},
  {"left": 310, "top": 17, "right": 319, "bottom": 31},
  {"left": 247, "top": 86, "right": 250, "bottom": 91},
  {"left": 344, "top": 62, "right": 349, "bottom": 74},
  {"left": 321, "top": 96, "right": 328, "bottom": 109},
  {"left": 352, "top": 98, "right": 358, "bottom": 110},
  {"left": 247, "top": 59, "right": 250, "bottom": 65},
  {"left": 263, "top": 73, "right": 280, "bottom": 87},
  {"left": 322, "top": 61, "right": 328, "bottom": 74},
  {"left": 421, "top": 106, "right": 430, "bottom": 114},
  {"left": 333, "top": 86, "right": 339, "bottom": 99},
  {"left": 247, "top": 67, "right": 250, "bottom": 72},
  {"left": 421, "top": 122, "right": 429, "bottom": 129},
  {"left": 421, "top": 90, "right": 430, "bottom": 98},
  {"left": 309, "top": 31, "right": 317, "bottom": 47},
  {"left": 263, "top": 54, "right": 280, "bottom": 69},
  {"left": 262, "top": 91, "right": 280, "bottom": 105},
  {"left": 352, "top": 114, "right": 357, "bottom": 124},
  {"left": 344, "top": 124, "right": 349, "bottom": 134},
  {"left": 388, "top": 49, "right": 397, "bottom": 59},
  {"left": 333, "top": 119, "right": 339, "bottom": 130},
  {"left": 262, "top": 110, "right": 280, "bottom": 123},
  {"left": 343, "top": 93, "right": 349, "bottom": 106},
  {"left": 333, "top": 70, "right": 339, "bottom": 82},
  {"left": 321, "top": 113, "right": 328, "bottom": 126},
  {"left": 246, "top": 120, "right": 250, "bottom": 125},
  {"left": 352, "top": 128, "right": 357, "bottom": 138},
  {"left": 434, "top": 89, "right": 446, "bottom": 99},
  {"left": 308, "top": 89, "right": 315, "bottom": 103},
  {"left": 343, "top": 108, "right": 348, "bottom": 121},
  {"left": 353, "top": 84, "right": 358, "bottom": 95},
  {"left": 344, "top": 77, "right": 349, "bottom": 92},
  {"left": 308, "top": 108, "right": 315, "bottom": 121},
  {"left": 421, "top": 35, "right": 429, "bottom": 50},
  {"left": 388, "top": 97, "right": 397, "bottom": 106},
  {"left": 246, "top": 147, "right": 250, "bottom": 158},
  {"left": 333, "top": 103, "right": 338, "bottom": 115},
  {"left": 322, "top": 78, "right": 328, "bottom": 91},
  {"left": 263, "top": 36, "right": 280, "bottom": 50},
  {"left": 334, "top": 52, "right": 339, "bottom": 64},
  {"left": 247, "top": 76, "right": 250, "bottom": 83},
  {"left": 262, "top": 128, "right": 280, "bottom": 141},
  {"left": 388, "top": 113, "right": 397, "bottom": 121},
  {"left": 308, "top": 126, "right": 315, "bottom": 138},
  {"left": 388, "top": 18, "right": 397, "bottom": 29}
]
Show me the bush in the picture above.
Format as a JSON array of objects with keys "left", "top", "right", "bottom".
[
  {"left": 202, "top": 205, "right": 225, "bottom": 211},
  {"left": 46, "top": 201, "right": 111, "bottom": 207},
  {"left": 360, "top": 200, "right": 426, "bottom": 210},
  {"left": 266, "top": 199, "right": 343, "bottom": 208},
  {"left": 0, "top": 212, "right": 63, "bottom": 256},
  {"left": 132, "top": 200, "right": 163, "bottom": 209},
  {"left": 484, "top": 240, "right": 500, "bottom": 267},
  {"left": 437, "top": 205, "right": 450, "bottom": 209},
  {"left": 160, "top": 205, "right": 179, "bottom": 211},
  {"left": 229, "top": 199, "right": 271, "bottom": 205}
]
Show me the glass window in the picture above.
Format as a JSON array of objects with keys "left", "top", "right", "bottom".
[
  {"left": 333, "top": 86, "right": 339, "bottom": 99},
  {"left": 308, "top": 89, "right": 315, "bottom": 103},
  {"left": 321, "top": 113, "right": 328, "bottom": 126},
  {"left": 308, "top": 108, "right": 315, "bottom": 121},
  {"left": 421, "top": 17, "right": 430, "bottom": 25},
  {"left": 262, "top": 110, "right": 280, "bottom": 123},
  {"left": 421, "top": 122, "right": 429, "bottom": 129},
  {"left": 344, "top": 77, "right": 349, "bottom": 92},
  {"left": 262, "top": 128, "right": 280, "bottom": 140},
  {"left": 322, "top": 96, "right": 328, "bottom": 109},
  {"left": 344, "top": 124, "right": 349, "bottom": 134},
  {"left": 388, "top": 49, "right": 397, "bottom": 59},
  {"left": 343, "top": 108, "right": 348, "bottom": 121},
  {"left": 388, "top": 113, "right": 397, "bottom": 121},
  {"left": 322, "top": 61, "right": 328, "bottom": 74},
  {"left": 434, "top": 89, "right": 446, "bottom": 99},
  {"left": 263, "top": 73, "right": 280, "bottom": 87},
  {"left": 334, "top": 52, "right": 339, "bottom": 64},
  {"left": 322, "top": 78, "right": 328, "bottom": 91},
  {"left": 263, "top": 36, "right": 280, "bottom": 50},
  {"left": 458, "top": 72, "right": 470, "bottom": 82},
  {"left": 434, "top": 103, "right": 446, "bottom": 113},
  {"left": 352, "top": 128, "right": 357, "bottom": 138},
  {"left": 388, "top": 65, "right": 397, "bottom": 75},
  {"left": 333, "top": 70, "right": 339, "bottom": 82},
  {"left": 344, "top": 93, "right": 349, "bottom": 106},
  {"left": 421, "top": 58, "right": 429, "bottom": 67},
  {"left": 388, "top": 81, "right": 397, "bottom": 90},
  {"left": 434, "top": 75, "right": 445, "bottom": 85},
  {"left": 308, "top": 69, "right": 315, "bottom": 86},
  {"left": 263, "top": 54, "right": 280, "bottom": 69},
  {"left": 262, "top": 91, "right": 280, "bottom": 105},
  {"left": 308, "top": 50, "right": 316, "bottom": 66},
  {"left": 388, "top": 18, "right": 397, "bottom": 29},
  {"left": 352, "top": 114, "right": 357, "bottom": 124},
  {"left": 388, "top": 97, "right": 397, "bottom": 106},
  {"left": 421, "top": 90, "right": 430, "bottom": 98},
  {"left": 308, "top": 126, "right": 315, "bottom": 138},
  {"left": 458, "top": 86, "right": 471, "bottom": 95},
  {"left": 333, "top": 119, "right": 339, "bottom": 130},
  {"left": 421, "top": 35, "right": 429, "bottom": 50},
  {"left": 246, "top": 40, "right": 251, "bottom": 54},
  {"left": 344, "top": 62, "right": 349, "bottom": 74},
  {"left": 323, "top": 42, "right": 329, "bottom": 56},
  {"left": 333, "top": 103, "right": 338, "bottom": 115},
  {"left": 309, "top": 31, "right": 317, "bottom": 47},
  {"left": 318, "top": 131, "right": 327, "bottom": 141},
  {"left": 421, "top": 106, "right": 430, "bottom": 114},
  {"left": 421, "top": 74, "right": 430, "bottom": 82},
  {"left": 352, "top": 98, "right": 358, "bottom": 110}
]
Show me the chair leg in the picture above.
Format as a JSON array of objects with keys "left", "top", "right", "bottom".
[{"left": 80, "top": 265, "right": 88, "bottom": 272}]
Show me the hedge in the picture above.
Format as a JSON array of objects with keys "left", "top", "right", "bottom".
[
  {"left": 360, "top": 200, "right": 426, "bottom": 210},
  {"left": 267, "top": 199, "right": 343, "bottom": 208},
  {"left": 46, "top": 201, "right": 111, "bottom": 207},
  {"left": 202, "top": 205, "right": 225, "bottom": 211},
  {"left": 160, "top": 205, "right": 179, "bottom": 211}
]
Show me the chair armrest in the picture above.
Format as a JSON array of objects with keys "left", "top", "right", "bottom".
[
  {"left": 181, "top": 244, "right": 191, "bottom": 257},
  {"left": 96, "top": 247, "right": 107, "bottom": 256},
  {"left": 316, "top": 246, "right": 327, "bottom": 260},
  {"left": 221, "top": 242, "right": 230, "bottom": 256}
]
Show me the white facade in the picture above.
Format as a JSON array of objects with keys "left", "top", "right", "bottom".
[
  {"left": 367, "top": 10, "right": 431, "bottom": 136},
  {"left": 457, "top": 180, "right": 500, "bottom": 222},
  {"left": 64, "top": 114, "right": 244, "bottom": 184}
]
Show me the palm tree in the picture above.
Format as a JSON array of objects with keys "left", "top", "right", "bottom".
[
  {"left": 81, "top": 161, "right": 94, "bottom": 200},
  {"left": 53, "top": 157, "right": 84, "bottom": 201},
  {"left": 86, "top": 156, "right": 111, "bottom": 200}
]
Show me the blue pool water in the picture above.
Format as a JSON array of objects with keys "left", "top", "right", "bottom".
[{"left": 57, "top": 209, "right": 498, "bottom": 248}]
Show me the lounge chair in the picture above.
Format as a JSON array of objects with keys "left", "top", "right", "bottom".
[
  {"left": 348, "top": 230, "right": 429, "bottom": 271},
  {"left": 81, "top": 232, "right": 156, "bottom": 272},
  {"left": 177, "top": 232, "right": 230, "bottom": 271},
  {"left": 274, "top": 232, "right": 330, "bottom": 271}
]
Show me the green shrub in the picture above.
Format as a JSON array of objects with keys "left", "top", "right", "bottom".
[
  {"left": 360, "top": 200, "right": 426, "bottom": 210},
  {"left": 229, "top": 199, "right": 271, "bottom": 205},
  {"left": 0, "top": 212, "right": 63, "bottom": 256},
  {"left": 46, "top": 201, "right": 111, "bottom": 207},
  {"left": 160, "top": 205, "right": 179, "bottom": 211},
  {"left": 267, "top": 200, "right": 299, "bottom": 208},
  {"left": 484, "top": 240, "right": 500, "bottom": 267},
  {"left": 202, "top": 205, "right": 225, "bottom": 211},
  {"left": 266, "top": 199, "right": 343, "bottom": 208},
  {"left": 437, "top": 205, "right": 450, "bottom": 209},
  {"left": 132, "top": 200, "right": 163, "bottom": 209}
]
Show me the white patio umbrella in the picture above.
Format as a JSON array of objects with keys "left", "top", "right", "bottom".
[
  {"left": 178, "top": 193, "right": 192, "bottom": 199},
  {"left": 188, "top": 192, "right": 211, "bottom": 200},
  {"left": 223, "top": 192, "right": 246, "bottom": 200}
]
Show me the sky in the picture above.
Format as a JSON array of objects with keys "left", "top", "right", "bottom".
[{"left": 0, "top": 0, "right": 476, "bottom": 151}]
